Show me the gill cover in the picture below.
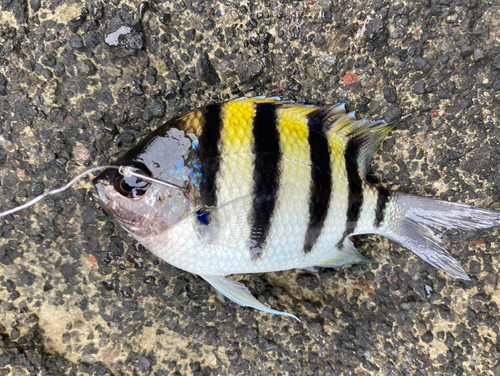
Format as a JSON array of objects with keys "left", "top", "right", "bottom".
[{"left": 92, "top": 126, "right": 197, "bottom": 237}]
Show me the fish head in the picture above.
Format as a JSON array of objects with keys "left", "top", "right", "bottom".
[{"left": 91, "top": 126, "right": 197, "bottom": 238}]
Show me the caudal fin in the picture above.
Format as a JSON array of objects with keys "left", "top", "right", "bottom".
[{"left": 379, "top": 193, "right": 500, "bottom": 280}]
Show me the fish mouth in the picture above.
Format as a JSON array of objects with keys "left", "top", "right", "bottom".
[
  {"left": 90, "top": 181, "right": 111, "bottom": 206},
  {"left": 88, "top": 187, "right": 99, "bottom": 201},
  {"left": 89, "top": 167, "right": 120, "bottom": 206}
]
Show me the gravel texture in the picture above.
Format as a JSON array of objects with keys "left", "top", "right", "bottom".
[{"left": 0, "top": 0, "right": 500, "bottom": 375}]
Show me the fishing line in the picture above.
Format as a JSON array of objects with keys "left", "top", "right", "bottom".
[
  {"left": 119, "top": 166, "right": 189, "bottom": 192},
  {"left": 0, "top": 165, "right": 188, "bottom": 218},
  {"left": 0, "top": 166, "right": 120, "bottom": 218}
]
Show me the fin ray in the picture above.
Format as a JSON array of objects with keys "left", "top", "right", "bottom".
[
  {"left": 202, "top": 275, "right": 299, "bottom": 321},
  {"left": 320, "top": 239, "right": 374, "bottom": 268},
  {"left": 342, "top": 115, "right": 410, "bottom": 177},
  {"left": 380, "top": 193, "right": 500, "bottom": 280},
  {"left": 310, "top": 104, "right": 410, "bottom": 177}
]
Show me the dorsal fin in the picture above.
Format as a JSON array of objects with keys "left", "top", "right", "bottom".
[{"left": 316, "top": 104, "right": 410, "bottom": 177}]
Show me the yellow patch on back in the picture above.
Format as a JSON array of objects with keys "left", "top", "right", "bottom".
[
  {"left": 277, "top": 105, "right": 316, "bottom": 187},
  {"left": 180, "top": 108, "right": 206, "bottom": 135},
  {"left": 221, "top": 100, "right": 256, "bottom": 154},
  {"left": 277, "top": 106, "right": 316, "bottom": 161},
  {"left": 221, "top": 97, "right": 284, "bottom": 152}
]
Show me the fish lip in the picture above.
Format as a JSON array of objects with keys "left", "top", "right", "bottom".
[
  {"left": 88, "top": 187, "right": 98, "bottom": 201},
  {"left": 91, "top": 181, "right": 111, "bottom": 206}
]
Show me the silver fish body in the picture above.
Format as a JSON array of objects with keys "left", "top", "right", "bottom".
[{"left": 93, "top": 97, "right": 500, "bottom": 320}]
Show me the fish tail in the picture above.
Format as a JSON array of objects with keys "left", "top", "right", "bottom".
[{"left": 377, "top": 193, "right": 500, "bottom": 280}]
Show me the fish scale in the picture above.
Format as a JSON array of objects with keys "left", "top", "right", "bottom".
[{"left": 93, "top": 97, "right": 500, "bottom": 320}]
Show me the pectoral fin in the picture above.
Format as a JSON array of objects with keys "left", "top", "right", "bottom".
[
  {"left": 201, "top": 274, "right": 299, "bottom": 321},
  {"left": 320, "top": 239, "right": 374, "bottom": 268}
]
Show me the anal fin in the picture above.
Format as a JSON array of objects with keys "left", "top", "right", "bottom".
[
  {"left": 201, "top": 275, "right": 299, "bottom": 321},
  {"left": 302, "top": 267, "right": 318, "bottom": 273},
  {"left": 320, "top": 239, "right": 374, "bottom": 268}
]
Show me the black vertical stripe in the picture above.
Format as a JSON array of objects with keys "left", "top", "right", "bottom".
[
  {"left": 374, "top": 187, "right": 390, "bottom": 228},
  {"left": 345, "top": 138, "right": 361, "bottom": 164},
  {"left": 249, "top": 103, "right": 281, "bottom": 260},
  {"left": 345, "top": 155, "right": 364, "bottom": 225},
  {"left": 337, "top": 143, "right": 364, "bottom": 249},
  {"left": 197, "top": 104, "right": 222, "bottom": 208},
  {"left": 303, "top": 117, "right": 333, "bottom": 253}
]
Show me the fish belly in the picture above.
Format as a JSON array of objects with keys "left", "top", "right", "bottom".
[{"left": 157, "top": 154, "right": 367, "bottom": 276}]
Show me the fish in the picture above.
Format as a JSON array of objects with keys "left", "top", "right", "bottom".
[{"left": 91, "top": 96, "right": 500, "bottom": 320}]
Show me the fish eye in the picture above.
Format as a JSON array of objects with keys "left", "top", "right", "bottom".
[{"left": 114, "top": 164, "right": 151, "bottom": 199}]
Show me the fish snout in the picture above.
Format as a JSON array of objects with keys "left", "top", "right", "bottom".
[{"left": 88, "top": 187, "right": 98, "bottom": 201}]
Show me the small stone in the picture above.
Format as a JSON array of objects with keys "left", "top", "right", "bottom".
[
  {"left": 357, "top": 97, "right": 370, "bottom": 112},
  {"left": 159, "top": 13, "right": 170, "bottom": 24},
  {"left": 0, "top": 73, "right": 7, "bottom": 95},
  {"left": 412, "top": 80, "right": 425, "bottom": 94},
  {"left": 21, "top": 270, "right": 36, "bottom": 286},
  {"left": 460, "top": 97, "right": 473, "bottom": 110},
  {"left": 190, "top": 361, "right": 201, "bottom": 372},
  {"left": 473, "top": 48, "right": 484, "bottom": 61},
  {"left": 53, "top": 62, "right": 66, "bottom": 77},
  {"left": 366, "top": 18, "right": 387, "bottom": 46},
  {"left": 296, "top": 274, "right": 319, "bottom": 290},
  {"left": 316, "top": 56, "right": 337, "bottom": 71},
  {"left": 76, "top": 59, "right": 97, "bottom": 77},
  {"left": 313, "top": 34, "right": 325, "bottom": 47},
  {"left": 383, "top": 85, "right": 397, "bottom": 103},
  {"left": 413, "top": 57, "right": 430, "bottom": 73},
  {"left": 11, "top": 328, "right": 19, "bottom": 340},
  {"left": 445, "top": 332, "right": 455, "bottom": 348},
  {"left": 285, "top": 77, "right": 301, "bottom": 92},
  {"left": 197, "top": 52, "right": 220, "bottom": 85},
  {"left": 226, "top": 349, "right": 241, "bottom": 362},
  {"left": 60, "top": 263, "right": 78, "bottom": 279},
  {"left": 0, "top": 353, "right": 11, "bottom": 367},
  {"left": 82, "top": 19, "right": 98, "bottom": 32},
  {"left": 460, "top": 44, "right": 474, "bottom": 58},
  {"left": 137, "top": 356, "right": 151, "bottom": 371},
  {"left": 492, "top": 55, "right": 500, "bottom": 70},
  {"left": 70, "top": 35, "right": 85, "bottom": 49},
  {"left": 372, "top": 0, "right": 384, "bottom": 10},
  {"left": 116, "top": 131, "right": 136, "bottom": 147},
  {"left": 31, "top": 0, "right": 41, "bottom": 12},
  {"left": 25, "top": 314, "right": 39, "bottom": 324},
  {"left": 184, "top": 29, "right": 196, "bottom": 40},
  {"left": 383, "top": 105, "right": 402, "bottom": 122},
  {"left": 142, "top": 108, "right": 153, "bottom": 122},
  {"left": 41, "top": 55, "right": 56, "bottom": 68},
  {"left": 83, "top": 31, "right": 100, "bottom": 47},
  {"left": 421, "top": 331, "right": 433, "bottom": 343},
  {"left": 383, "top": 137, "right": 395, "bottom": 151},
  {"left": 73, "top": 146, "right": 90, "bottom": 165},
  {"left": 202, "top": 19, "right": 215, "bottom": 30},
  {"left": 6, "top": 279, "right": 16, "bottom": 293},
  {"left": 149, "top": 99, "right": 166, "bottom": 117},
  {"left": 31, "top": 183, "right": 44, "bottom": 196}
]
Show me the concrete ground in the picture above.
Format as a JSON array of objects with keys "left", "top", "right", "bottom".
[{"left": 0, "top": 0, "right": 499, "bottom": 375}]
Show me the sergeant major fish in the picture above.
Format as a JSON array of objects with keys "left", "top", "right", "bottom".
[{"left": 92, "top": 97, "right": 500, "bottom": 320}]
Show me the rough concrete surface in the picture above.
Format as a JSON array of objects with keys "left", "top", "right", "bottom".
[{"left": 0, "top": 0, "right": 499, "bottom": 375}]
